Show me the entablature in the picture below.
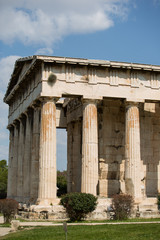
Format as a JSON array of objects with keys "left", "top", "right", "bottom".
[{"left": 4, "top": 55, "right": 160, "bottom": 125}]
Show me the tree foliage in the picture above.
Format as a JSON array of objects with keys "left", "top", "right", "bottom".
[
  {"left": 157, "top": 194, "right": 160, "bottom": 210},
  {"left": 0, "top": 160, "right": 8, "bottom": 199},
  {"left": 0, "top": 198, "right": 18, "bottom": 223},
  {"left": 112, "top": 194, "right": 134, "bottom": 220},
  {"left": 57, "top": 170, "right": 67, "bottom": 197},
  {"left": 60, "top": 192, "right": 97, "bottom": 221}
]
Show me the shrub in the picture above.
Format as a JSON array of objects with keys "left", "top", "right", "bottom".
[
  {"left": 0, "top": 199, "right": 18, "bottom": 223},
  {"left": 112, "top": 194, "right": 134, "bottom": 220},
  {"left": 60, "top": 192, "right": 97, "bottom": 221},
  {"left": 57, "top": 171, "right": 67, "bottom": 197}
]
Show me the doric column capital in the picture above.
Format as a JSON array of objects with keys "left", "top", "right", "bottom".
[
  {"left": 13, "top": 119, "right": 20, "bottom": 128},
  {"left": 39, "top": 97, "right": 60, "bottom": 104},
  {"left": 81, "top": 97, "right": 102, "bottom": 106},
  {"left": 125, "top": 99, "right": 144, "bottom": 107},
  {"left": 31, "top": 100, "right": 42, "bottom": 109},
  {"left": 24, "top": 107, "right": 33, "bottom": 118},
  {"left": 17, "top": 114, "right": 26, "bottom": 125},
  {"left": 7, "top": 124, "right": 14, "bottom": 131}
]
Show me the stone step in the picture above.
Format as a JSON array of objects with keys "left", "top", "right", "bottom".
[
  {"left": 139, "top": 204, "right": 158, "bottom": 211},
  {"left": 138, "top": 197, "right": 158, "bottom": 211}
]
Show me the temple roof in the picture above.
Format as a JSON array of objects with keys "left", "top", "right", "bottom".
[{"left": 4, "top": 55, "right": 160, "bottom": 103}]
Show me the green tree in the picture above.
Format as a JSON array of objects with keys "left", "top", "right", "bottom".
[
  {"left": 0, "top": 160, "right": 8, "bottom": 199},
  {"left": 57, "top": 170, "right": 67, "bottom": 197}
]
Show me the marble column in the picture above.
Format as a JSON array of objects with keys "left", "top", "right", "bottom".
[
  {"left": 67, "top": 120, "right": 81, "bottom": 193},
  {"left": 30, "top": 106, "right": 40, "bottom": 202},
  {"left": 7, "top": 126, "right": 14, "bottom": 198},
  {"left": 67, "top": 122, "right": 73, "bottom": 193},
  {"left": 17, "top": 117, "right": 25, "bottom": 202},
  {"left": 38, "top": 98, "right": 57, "bottom": 205},
  {"left": 12, "top": 122, "right": 19, "bottom": 199},
  {"left": 23, "top": 109, "right": 33, "bottom": 202},
  {"left": 125, "top": 102, "right": 142, "bottom": 200},
  {"left": 73, "top": 121, "right": 82, "bottom": 192},
  {"left": 81, "top": 99, "right": 98, "bottom": 195}
]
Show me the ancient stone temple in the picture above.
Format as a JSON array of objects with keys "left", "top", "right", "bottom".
[{"left": 4, "top": 55, "right": 160, "bottom": 216}]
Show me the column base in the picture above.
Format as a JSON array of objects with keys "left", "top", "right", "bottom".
[
  {"left": 16, "top": 196, "right": 23, "bottom": 203},
  {"left": 7, "top": 195, "right": 13, "bottom": 199},
  {"left": 36, "top": 198, "right": 60, "bottom": 206},
  {"left": 134, "top": 197, "right": 143, "bottom": 204},
  {"left": 23, "top": 197, "right": 30, "bottom": 204}
]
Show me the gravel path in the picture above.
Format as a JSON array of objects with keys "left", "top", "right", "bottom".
[
  {"left": 0, "top": 228, "right": 11, "bottom": 237},
  {"left": 0, "top": 217, "right": 4, "bottom": 224},
  {"left": 0, "top": 216, "right": 11, "bottom": 237},
  {"left": 20, "top": 221, "right": 160, "bottom": 227},
  {"left": 0, "top": 215, "right": 160, "bottom": 237}
]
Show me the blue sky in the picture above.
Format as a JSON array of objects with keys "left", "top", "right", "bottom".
[{"left": 0, "top": 0, "right": 160, "bottom": 170}]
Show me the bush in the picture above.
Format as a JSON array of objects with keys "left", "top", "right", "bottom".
[
  {"left": 57, "top": 171, "right": 67, "bottom": 197},
  {"left": 0, "top": 199, "right": 18, "bottom": 223},
  {"left": 112, "top": 194, "right": 134, "bottom": 220},
  {"left": 60, "top": 192, "right": 97, "bottom": 221}
]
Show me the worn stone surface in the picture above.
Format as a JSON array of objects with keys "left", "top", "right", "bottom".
[
  {"left": 81, "top": 100, "right": 98, "bottom": 195},
  {"left": 38, "top": 99, "right": 57, "bottom": 205},
  {"left": 4, "top": 56, "right": 160, "bottom": 216}
]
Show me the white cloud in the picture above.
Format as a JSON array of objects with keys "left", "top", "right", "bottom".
[
  {"left": 0, "top": 55, "right": 21, "bottom": 161},
  {"left": 35, "top": 47, "right": 54, "bottom": 55},
  {"left": 153, "top": 0, "right": 160, "bottom": 5},
  {"left": 0, "top": 0, "right": 130, "bottom": 48},
  {"left": 0, "top": 145, "right": 9, "bottom": 161},
  {"left": 0, "top": 56, "right": 21, "bottom": 91}
]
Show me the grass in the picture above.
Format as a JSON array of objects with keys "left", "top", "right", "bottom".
[
  {"left": 0, "top": 223, "right": 160, "bottom": 240},
  {"left": 68, "top": 218, "right": 160, "bottom": 223},
  {"left": 14, "top": 217, "right": 160, "bottom": 223},
  {"left": 0, "top": 223, "right": 10, "bottom": 228}
]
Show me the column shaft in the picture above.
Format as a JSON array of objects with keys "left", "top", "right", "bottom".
[
  {"left": 17, "top": 119, "right": 25, "bottom": 202},
  {"left": 12, "top": 124, "right": 19, "bottom": 199},
  {"left": 67, "top": 122, "right": 73, "bottom": 193},
  {"left": 81, "top": 100, "right": 98, "bottom": 195},
  {"left": 23, "top": 111, "right": 32, "bottom": 202},
  {"left": 125, "top": 102, "right": 141, "bottom": 199},
  {"left": 38, "top": 99, "right": 57, "bottom": 204},
  {"left": 30, "top": 107, "right": 40, "bottom": 202},
  {"left": 73, "top": 121, "right": 82, "bottom": 192},
  {"left": 7, "top": 127, "right": 14, "bottom": 198}
]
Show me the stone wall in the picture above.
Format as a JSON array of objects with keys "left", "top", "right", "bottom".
[
  {"left": 98, "top": 99, "right": 125, "bottom": 197},
  {"left": 140, "top": 103, "right": 160, "bottom": 197}
]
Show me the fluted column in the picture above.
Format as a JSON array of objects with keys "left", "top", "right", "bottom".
[
  {"left": 73, "top": 120, "right": 82, "bottom": 192},
  {"left": 81, "top": 99, "right": 98, "bottom": 195},
  {"left": 30, "top": 106, "right": 40, "bottom": 202},
  {"left": 38, "top": 98, "right": 57, "bottom": 205},
  {"left": 23, "top": 109, "right": 33, "bottom": 202},
  {"left": 7, "top": 126, "right": 14, "bottom": 198},
  {"left": 17, "top": 117, "right": 25, "bottom": 202},
  {"left": 125, "top": 102, "right": 142, "bottom": 200},
  {"left": 12, "top": 122, "right": 19, "bottom": 199},
  {"left": 67, "top": 122, "right": 73, "bottom": 193}
]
